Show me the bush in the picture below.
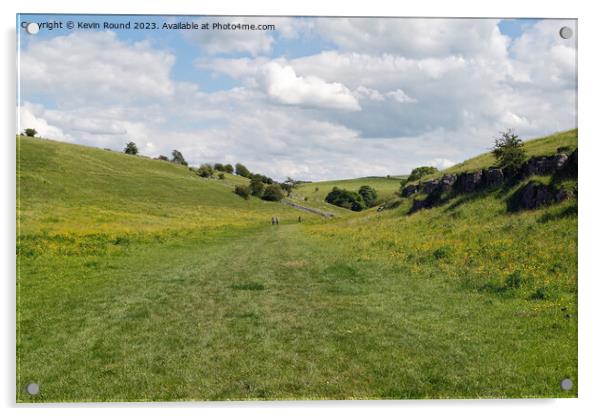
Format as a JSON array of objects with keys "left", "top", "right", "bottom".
[
  {"left": 492, "top": 129, "right": 527, "bottom": 171},
  {"left": 23, "top": 128, "right": 37, "bottom": 137},
  {"left": 358, "top": 185, "right": 378, "bottom": 207},
  {"left": 262, "top": 184, "right": 285, "bottom": 201},
  {"left": 224, "top": 164, "right": 234, "bottom": 174},
  {"left": 234, "top": 185, "right": 251, "bottom": 200},
  {"left": 197, "top": 163, "right": 214, "bottom": 178},
  {"left": 156, "top": 155, "right": 169, "bottom": 161},
  {"left": 171, "top": 150, "right": 188, "bottom": 166},
  {"left": 213, "top": 163, "right": 225, "bottom": 172},
  {"left": 235, "top": 163, "right": 251, "bottom": 178},
  {"left": 218, "top": 173, "right": 225, "bottom": 180},
  {"left": 325, "top": 187, "right": 366, "bottom": 211},
  {"left": 249, "top": 177, "right": 265, "bottom": 197},
  {"left": 124, "top": 141, "right": 138, "bottom": 155},
  {"left": 407, "top": 166, "right": 438, "bottom": 182}
]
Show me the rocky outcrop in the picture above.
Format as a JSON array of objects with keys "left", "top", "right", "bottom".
[
  {"left": 403, "top": 148, "right": 577, "bottom": 214},
  {"left": 516, "top": 181, "right": 573, "bottom": 210},
  {"left": 401, "top": 183, "right": 419, "bottom": 197},
  {"left": 520, "top": 153, "right": 569, "bottom": 177},
  {"left": 417, "top": 174, "right": 457, "bottom": 195},
  {"left": 457, "top": 170, "right": 483, "bottom": 192},
  {"left": 483, "top": 168, "right": 504, "bottom": 187}
]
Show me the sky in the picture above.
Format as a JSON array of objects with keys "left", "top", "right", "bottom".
[{"left": 17, "top": 15, "right": 577, "bottom": 181}]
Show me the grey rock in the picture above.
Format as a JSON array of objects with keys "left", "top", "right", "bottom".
[
  {"left": 401, "top": 184, "right": 419, "bottom": 197},
  {"left": 519, "top": 181, "right": 555, "bottom": 210},
  {"left": 521, "top": 154, "right": 569, "bottom": 177},
  {"left": 483, "top": 168, "right": 504, "bottom": 187},
  {"left": 421, "top": 179, "right": 440, "bottom": 194},
  {"left": 458, "top": 170, "right": 483, "bottom": 192}
]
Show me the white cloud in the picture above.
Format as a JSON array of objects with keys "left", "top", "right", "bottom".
[
  {"left": 20, "top": 31, "right": 175, "bottom": 104},
  {"left": 17, "top": 18, "right": 577, "bottom": 182},
  {"left": 259, "top": 62, "right": 360, "bottom": 111},
  {"left": 18, "top": 102, "right": 70, "bottom": 141}
]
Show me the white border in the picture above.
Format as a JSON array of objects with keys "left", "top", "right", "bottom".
[{"left": 2, "top": 1, "right": 601, "bottom": 415}]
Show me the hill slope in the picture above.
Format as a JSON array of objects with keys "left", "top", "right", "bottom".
[{"left": 17, "top": 136, "right": 299, "bottom": 236}]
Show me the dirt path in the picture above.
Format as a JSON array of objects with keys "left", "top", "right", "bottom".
[{"left": 281, "top": 199, "right": 335, "bottom": 218}]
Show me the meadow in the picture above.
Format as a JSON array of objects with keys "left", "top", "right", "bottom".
[{"left": 16, "top": 131, "right": 577, "bottom": 401}]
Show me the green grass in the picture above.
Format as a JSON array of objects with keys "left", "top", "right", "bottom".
[{"left": 16, "top": 133, "right": 577, "bottom": 401}]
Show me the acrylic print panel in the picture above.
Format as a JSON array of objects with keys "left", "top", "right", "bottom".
[{"left": 16, "top": 14, "right": 577, "bottom": 402}]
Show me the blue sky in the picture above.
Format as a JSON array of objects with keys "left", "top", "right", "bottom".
[{"left": 17, "top": 15, "right": 576, "bottom": 181}]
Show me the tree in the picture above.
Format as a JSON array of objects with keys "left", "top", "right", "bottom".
[
  {"left": 213, "top": 163, "right": 225, "bottom": 172},
  {"left": 492, "top": 129, "right": 527, "bottom": 172},
  {"left": 358, "top": 185, "right": 378, "bottom": 207},
  {"left": 197, "top": 163, "right": 214, "bottom": 178},
  {"left": 407, "top": 166, "right": 438, "bottom": 182},
  {"left": 124, "top": 141, "right": 138, "bottom": 155},
  {"left": 262, "top": 184, "right": 285, "bottom": 201},
  {"left": 249, "top": 177, "right": 265, "bottom": 197},
  {"left": 325, "top": 187, "right": 366, "bottom": 211},
  {"left": 234, "top": 185, "right": 251, "bottom": 200},
  {"left": 171, "top": 150, "right": 188, "bottom": 166},
  {"left": 224, "top": 164, "right": 234, "bottom": 174},
  {"left": 235, "top": 163, "right": 251, "bottom": 178},
  {"left": 23, "top": 128, "right": 37, "bottom": 137}
]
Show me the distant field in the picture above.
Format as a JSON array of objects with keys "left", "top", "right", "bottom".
[
  {"left": 17, "top": 131, "right": 577, "bottom": 401},
  {"left": 292, "top": 176, "right": 405, "bottom": 215}
]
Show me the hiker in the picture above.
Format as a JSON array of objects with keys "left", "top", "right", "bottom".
[
  {"left": 298, "top": 216, "right": 302, "bottom": 223},
  {"left": 271, "top": 217, "right": 275, "bottom": 225},
  {"left": 275, "top": 217, "right": 279, "bottom": 225}
]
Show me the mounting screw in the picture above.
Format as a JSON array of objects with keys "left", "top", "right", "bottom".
[
  {"left": 559, "top": 26, "right": 573, "bottom": 40},
  {"left": 26, "top": 382, "right": 39, "bottom": 395}
]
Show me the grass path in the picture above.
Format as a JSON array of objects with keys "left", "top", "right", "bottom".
[{"left": 18, "top": 221, "right": 576, "bottom": 401}]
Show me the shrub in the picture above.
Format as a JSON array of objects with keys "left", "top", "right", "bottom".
[
  {"left": 492, "top": 129, "right": 527, "bottom": 171},
  {"left": 557, "top": 146, "right": 572, "bottom": 154},
  {"left": 249, "top": 177, "right": 265, "bottom": 197},
  {"left": 407, "top": 166, "right": 438, "bottom": 182},
  {"left": 124, "top": 141, "right": 138, "bottom": 155},
  {"left": 23, "top": 128, "right": 37, "bottom": 137},
  {"left": 156, "top": 155, "right": 169, "bottom": 161},
  {"left": 325, "top": 187, "right": 366, "bottom": 211},
  {"left": 213, "top": 163, "right": 225, "bottom": 172},
  {"left": 218, "top": 173, "right": 225, "bottom": 180},
  {"left": 171, "top": 150, "right": 188, "bottom": 166},
  {"left": 235, "top": 163, "right": 251, "bottom": 178},
  {"left": 197, "top": 163, "right": 214, "bottom": 178},
  {"left": 234, "top": 185, "right": 251, "bottom": 200},
  {"left": 358, "top": 185, "right": 378, "bottom": 207},
  {"left": 224, "top": 164, "right": 234, "bottom": 174},
  {"left": 262, "top": 184, "right": 285, "bottom": 201}
]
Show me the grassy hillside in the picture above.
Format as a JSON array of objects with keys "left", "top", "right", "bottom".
[
  {"left": 17, "top": 136, "right": 301, "bottom": 237},
  {"left": 428, "top": 129, "right": 577, "bottom": 177},
  {"left": 17, "top": 132, "right": 577, "bottom": 401}
]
